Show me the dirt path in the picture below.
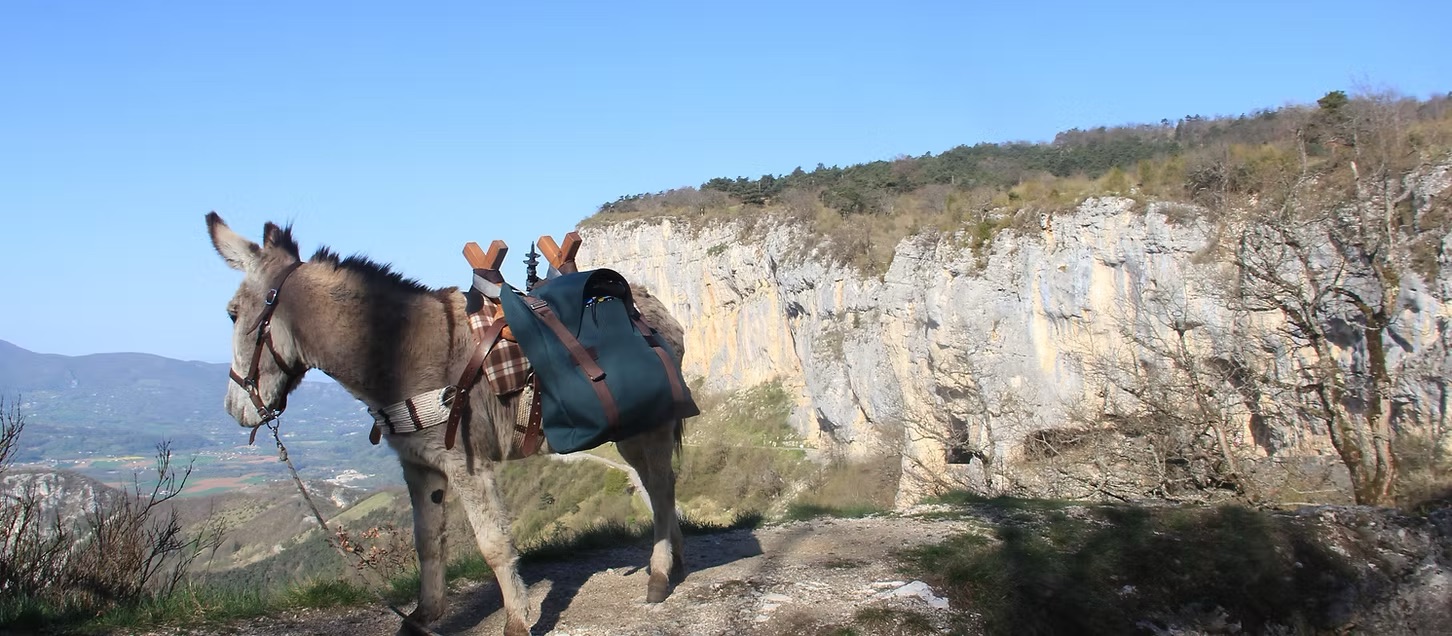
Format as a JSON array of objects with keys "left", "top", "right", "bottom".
[{"left": 194, "top": 514, "right": 974, "bottom": 636}]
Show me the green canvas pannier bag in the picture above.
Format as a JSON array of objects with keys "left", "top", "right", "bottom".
[{"left": 498, "top": 268, "right": 698, "bottom": 453}]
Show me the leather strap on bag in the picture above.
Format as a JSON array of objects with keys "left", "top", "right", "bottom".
[
  {"left": 632, "top": 316, "right": 691, "bottom": 412},
  {"left": 525, "top": 297, "right": 620, "bottom": 430}
]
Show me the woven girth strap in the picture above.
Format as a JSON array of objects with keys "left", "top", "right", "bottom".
[
  {"left": 514, "top": 378, "right": 545, "bottom": 457},
  {"left": 366, "top": 387, "right": 457, "bottom": 445}
]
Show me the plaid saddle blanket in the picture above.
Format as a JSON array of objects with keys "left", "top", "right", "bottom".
[{"left": 478, "top": 311, "right": 532, "bottom": 397}]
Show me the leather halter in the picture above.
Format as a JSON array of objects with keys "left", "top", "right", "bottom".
[{"left": 230, "top": 262, "right": 306, "bottom": 428}]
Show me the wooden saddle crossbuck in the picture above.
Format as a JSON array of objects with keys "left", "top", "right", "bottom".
[
  {"left": 407, "top": 232, "right": 696, "bottom": 458},
  {"left": 455, "top": 234, "right": 582, "bottom": 458}
]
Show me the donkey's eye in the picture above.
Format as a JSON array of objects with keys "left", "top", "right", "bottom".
[{"left": 227, "top": 310, "right": 238, "bottom": 324}]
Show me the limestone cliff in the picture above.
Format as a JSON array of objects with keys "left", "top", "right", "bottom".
[{"left": 578, "top": 173, "right": 1452, "bottom": 506}]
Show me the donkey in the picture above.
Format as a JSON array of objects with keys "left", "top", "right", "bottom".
[{"left": 205, "top": 214, "right": 686, "bottom": 635}]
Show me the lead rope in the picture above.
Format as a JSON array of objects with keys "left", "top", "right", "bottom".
[{"left": 265, "top": 419, "right": 448, "bottom": 636}]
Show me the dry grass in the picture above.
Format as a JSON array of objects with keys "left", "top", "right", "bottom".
[{"left": 786, "top": 453, "right": 901, "bottom": 520}]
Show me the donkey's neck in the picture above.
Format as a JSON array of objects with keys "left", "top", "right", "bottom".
[{"left": 285, "top": 264, "right": 471, "bottom": 408}]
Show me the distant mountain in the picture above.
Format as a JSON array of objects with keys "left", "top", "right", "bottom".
[
  {"left": 0, "top": 339, "right": 233, "bottom": 450},
  {"left": 0, "top": 340, "right": 395, "bottom": 487},
  {"left": 0, "top": 339, "right": 228, "bottom": 395}
]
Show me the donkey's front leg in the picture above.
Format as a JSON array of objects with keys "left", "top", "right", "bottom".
[
  {"left": 402, "top": 461, "right": 450, "bottom": 626},
  {"left": 447, "top": 461, "right": 531, "bottom": 636}
]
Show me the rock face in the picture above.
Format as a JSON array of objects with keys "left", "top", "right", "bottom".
[
  {"left": 580, "top": 184, "right": 1452, "bottom": 506},
  {"left": 0, "top": 469, "right": 120, "bottom": 529}
]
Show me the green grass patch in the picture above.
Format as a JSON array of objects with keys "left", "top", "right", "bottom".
[
  {"left": 523, "top": 520, "right": 650, "bottom": 561},
  {"left": 522, "top": 510, "right": 766, "bottom": 563},
  {"left": 285, "top": 578, "right": 373, "bottom": 609},
  {"left": 4, "top": 583, "right": 306, "bottom": 634},
  {"left": 683, "top": 510, "right": 765, "bottom": 533},
  {"left": 446, "top": 553, "right": 493, "bottom": 581},
  {"left": 925, "top": 490, "right": 1077, "bottom": 511},
  {"left": 788, "top": 453, "right": 901, "bottom": 520},
  {"left": 784, "top": 502, "right": 885, "bottom": 521},
  {"left": 0, "top": 595, "right": 89, "bottom": 633},
  {"left": 850, "top": 606, "right": 937, "bottom": 635},
  {"left": 685, "top": 381, "right": 799, "bottom": 447},
  {"left": 497, "top": 453, "right": 645, "bottom": 545},
  {"left": 677, "top": 381, "right": 816, "bottom": 524},
  {"left": 328, "top": 491, "right": 396, "bottom": 525},
  {"left": 2, "top": 553, "right": 404, "bottom": 634}
]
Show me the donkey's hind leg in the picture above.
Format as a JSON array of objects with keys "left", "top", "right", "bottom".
[
  {"left": 444, "top": 461, "right": 531, "bottom": 636},
  {"left": 617, "top": 420, "right": 685, "bottom": 603}
]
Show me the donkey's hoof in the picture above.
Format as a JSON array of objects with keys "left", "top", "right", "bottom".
[
  {"left": 398, "top": 618, "right": 433, "bottom": 636},
  {"left": 504, "top": 616, "right": 531, "bottom": 636},
  {"left": 647, "top": 572, "right": 672, "bottom": 603},
  {"left": 670, "top": 555, "right": 687, "bottom": 583},
  {"left": 411, "top": 599, "right": 448, "bottom": 622},
  {"left": 399, "top": 604, "right": 444, "bottom": 635}
]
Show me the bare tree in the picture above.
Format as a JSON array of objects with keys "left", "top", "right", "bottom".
[
  {"left": 0, "top": 397, "right": 19, "bottom": 471},
  {"left": 0, "top": 397, "right": 74, "bottom": 600},
  {"left": 66, "top": 442, "right": 225, "bottom": 603},
  {"left": 897, "top": 357, "right": 1037, "bottom": 499},
  {"left": 1228, "top": 91, "right": 1449, "bottom": 505},
  {"left": 2, "top": 403, "right": 223, "bottom": 610},
  {"left": 1069, "top": 284, "right": 1263, "bottom": 500}
]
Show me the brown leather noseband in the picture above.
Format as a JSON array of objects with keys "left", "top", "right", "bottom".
[{"left": 230, "top": 262, "right": 306, "bottom": 425}]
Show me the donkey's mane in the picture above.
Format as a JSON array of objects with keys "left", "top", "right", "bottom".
[{"left": 309, "top": 246, "right": 433, "bottom": 294}]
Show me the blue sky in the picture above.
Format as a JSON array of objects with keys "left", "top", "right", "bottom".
[{"left": 1, "top": 0, "right": 1448, "bottom": 363}]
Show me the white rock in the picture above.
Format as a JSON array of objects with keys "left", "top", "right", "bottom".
[{"left": 877, "top": 580, "right": 951, "bottom": 610}]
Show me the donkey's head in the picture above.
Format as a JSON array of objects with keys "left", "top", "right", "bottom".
[{"left": 206, "top": 212, "right": 309, "bottom": 428}]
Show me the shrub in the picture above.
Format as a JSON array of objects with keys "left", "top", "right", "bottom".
[{"left": 1, "top": 398, "right": 222, "bottom": 626}]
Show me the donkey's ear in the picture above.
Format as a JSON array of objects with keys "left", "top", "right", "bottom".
[
  {"left": 206, "top": 212, "right": 260, "bottom": 272},
  {"left": 263, "top": 222, "right": 301, "bottom": 260}
]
